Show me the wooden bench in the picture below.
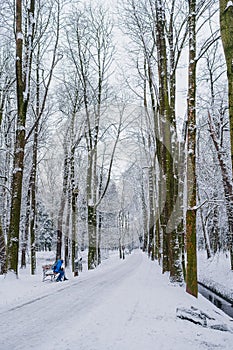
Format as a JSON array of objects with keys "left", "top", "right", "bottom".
[{"left": 42, "top": 264, "right": 57, "bottom": 282}]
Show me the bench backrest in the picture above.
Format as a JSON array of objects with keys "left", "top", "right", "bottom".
[{"left": 42, "top": 264, "right": 53, "bottom": 271}]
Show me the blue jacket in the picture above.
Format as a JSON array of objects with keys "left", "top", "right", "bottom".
[{"left": 53, "top": 259, "right": 63, "bottom": 273}]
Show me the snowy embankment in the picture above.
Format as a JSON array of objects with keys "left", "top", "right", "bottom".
[
  {"left": 198, "top": 251, "right": 233, "bottom": 302},
  {"left": 0, "top": 250, "right": 233, "bottom": 350}
]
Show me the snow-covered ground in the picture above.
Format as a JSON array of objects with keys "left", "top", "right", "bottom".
[
  {"left": 0, "top": 250, "right": 233, "bottom": 350},
  {"left": 198, "top": 250, "right": 233, "bottom": 302}
]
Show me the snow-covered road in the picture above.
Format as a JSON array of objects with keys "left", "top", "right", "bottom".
[{"left": 1, "top": 251, "right": 233, "bottom": 350}]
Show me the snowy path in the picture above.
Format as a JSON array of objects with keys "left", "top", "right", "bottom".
[{"left": 0, "top": 251, "right": 233, "bottom": 350}]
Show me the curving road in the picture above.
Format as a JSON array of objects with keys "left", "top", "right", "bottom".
[{"left": 1, "top": 251, "right": 232, "bottom": 350}]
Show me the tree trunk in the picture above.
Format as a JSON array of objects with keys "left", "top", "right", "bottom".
[
  {"left": 208, "top": 112, "right": 233, "bottom": 268},
  {"left": 56, "top": 230, "right": 62, "bottom": 260},
  {"left": 71, "top": 192, "right": 78, "bottom": 275},
  {"left": 64, "top": 188, "right": 71, "bottom": 268},
  {"left": 186, "top": 0, "right": 198, "bottom": 297},
  {"left": 141, "top": 174, "right": 148, "bottom": 253},
  {"left": 145, "top": 60, "right": 161, "bottom": 262},
  {"left": 21, "top": 183, "right": 31, "bottom": 269},
  {"left": 29, "top": 43, "right": 42, "bottom": 274},
  {"left": 155, "top": 0, "right": 179, "bottom": 276},
  {"left": 56, "top": 143, "right": 70, "bottom": 261},
  {"left": 0, "top": 219, "right": 6, "bottom": 274},
  {"left": 88, "top": 205, "right": 97, "bottom": 269},
  {"left": 199, "top": 207, "right": 212, "bottom": 259},
  {"left": 148, "top": 166, "right": 156, "bottom": 259},
  {"left": 69, "top": 137, "right": 78, "bottom": 274},
  {"left": 119, "top": 238, "right": 122, "bottom": 259},
  {"left": 7, "top": 0, "right": 35, "bottom": 275},
  {"left": 219, "top": 0, "right": 233, "bottom": 167},
  {"left": 219, "top": 0, "right": 233, "bottom": 269},
  {"left": 97, "top": 212, "right": 102, "bottom": 265},
  {"left": 209, "top": 206, "right": 220, "bottom": 254}
]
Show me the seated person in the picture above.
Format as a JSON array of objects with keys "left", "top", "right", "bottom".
[{"left": 53, "top": 259, "right": 68, "bottom": 281}]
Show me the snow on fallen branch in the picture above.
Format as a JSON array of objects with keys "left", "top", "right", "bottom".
[{"left": 176, "top": 306, "right": 233, "bottom": 333}]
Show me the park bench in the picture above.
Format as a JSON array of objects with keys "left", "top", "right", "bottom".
[{"left": 42, "top": 264, "right": 57, "bottom": 282}]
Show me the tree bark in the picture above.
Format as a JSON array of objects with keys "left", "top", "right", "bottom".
[
  {"left": 56, "top": 141, "right": 70, "bottom": 261},
  {"left": 186, "top": 0, "right": 198, "bottom": 297},
  {"left": 219, "top": 0, "right": 233, "bottom": 166},
  {"left": 0, "top": 218, "right": 6, "bottom": 274},
  {"left": 87, "top": 205, "right": 97, "bottom": 269},
  {"left": 219, "top": 0, "right": 233, "bottom": 269},
  {"left": 148, "top": 166, "right": 156, "bottom": 259},
  {"left": 141, "top": 174, "right": 148, "bottom": 253},
  {"left": 7, "top": 0, "right": 35, "bottom": 275}
]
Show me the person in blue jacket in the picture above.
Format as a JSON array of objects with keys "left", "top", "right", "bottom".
[{"left": 53, "top": 259, "right": 68, "bottom": 281}]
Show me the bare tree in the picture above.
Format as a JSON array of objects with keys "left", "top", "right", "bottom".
[
  {"left": 65, "top": 3, "right": 116, "bottom": 269},
  {"left": 208, "top": 111, "right": 233, "bottom": 268},
  {"left": 219, "top": 1, "right": 233, "bottom": 165},
  {"left": 0, "top": 17, "right": 15, "bottom": 274},
  {"left": 219, "top": 0, "right": 233, "bottom": 268},
  {"left": 18, "top": 0, "right": 63, "bottom": 274},
  {"left": 185, "top": 0, "right": 198, "bottom": 297},
  {"left": 56, "top": 75, "right": 84, "bottom": 272},
  {"left": 7, "top": 0, "right": 36, "bottom": 275},
  {"left": 120, "top": 0, "right": 186, "bottom": 282}
]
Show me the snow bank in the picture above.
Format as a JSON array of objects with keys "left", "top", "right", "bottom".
[{"left": 198, "top": 250, "right": 233, "bottom": 302}]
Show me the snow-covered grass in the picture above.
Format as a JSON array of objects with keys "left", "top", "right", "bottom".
[
  {"left": 0, "top": 250, "right": 233, "bottom": 350},
  {"left": 0, "top": 249, "right": 119, "bottom": 310},
  {"left": 198, "top": 250, "right": 233, "bottom": 301}
]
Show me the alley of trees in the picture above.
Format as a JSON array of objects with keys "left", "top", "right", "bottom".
[{"left": 0, "top": 0, "right": 233, "bottom": 298}]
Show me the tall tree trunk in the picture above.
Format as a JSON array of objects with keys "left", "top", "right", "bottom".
[
  {"left": 71, "top": 190, "right": 78, "bottom": 275},
  {"left": 56, "top": 230, "right": 62, "bottom": 261},
  {"left": 118, "top": 210, "right": 124, "bottom": 259},
  {"left": 71, "top": 193, "right": 78, "bottom": 275},
  {"left": 64, "top": 188, "right": 71, "bottom": 268},
  {"left": 56, "top": 142, "right": 69, "bottom": 261},
  {"left": 168, "top": 0, "right": 176, "bottom": 125},
  {"left": 148, "top": 166, "right": 156, "bottom": 259},
  {"left": 20, "top": 0, "right": 61, "bottom": 271},
  {"left": 7, "top": 0, "right": 35, "bottom": 275},
  {"left": 155, "top": 0, "right": 178, "bottom": 275},
  {"left": 166, "top": 0, "right": 183, "bottom": 282},
  {"left": 209, "top": 206, "right": 220, "bottom": 254},
  {"left": 141, "top": 173, "right": 148, "bottom": 253},
  {"left": 97, "top": 212, "right": 102, "bottom": 265},
  {"left": 186, "top": 0, "right": 198, "bottom": 297},
  {"left": 179, "top": 132, "right": 187, "bottom": 279},
  {"left": 169, "top": 146, "right": 183, "bottom": 283},
  {"left": 172, "top": 142, "right": 186, "bottom": 282},
  {"left": 219, "top": 0, "right": 233, "bottom": 269},
  {"left": 21, "top": 182, "right": 30, "bottom": 268},
  {"left": 219, "top": 0, "right": 233, "bottom": 167},
  {"left": 30, "top": 55, "right": 40, "bottom": 274},
  {"left": 198, "top": 199, "right": 212, "bottom": 259},
  {"left": 70, "top": 144, "right": 78, "bottom": 274},
  {"left": 30, "top": 127, "right": 37, "bottom": 275},
  {"left": 97, "top": 166, "right": 104, "bottom": 265},
  {"left": 0, "top": 218, "right": 6, "bottom": 274},
  {"left": 146, "top": 60, "right": 161, "bottom": 262},
  {"left": 21, "top": 124, "right": 38, "bottom": 272},
  {"left": 87, "top": 205, "right": 97, "bottom": 269}
]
